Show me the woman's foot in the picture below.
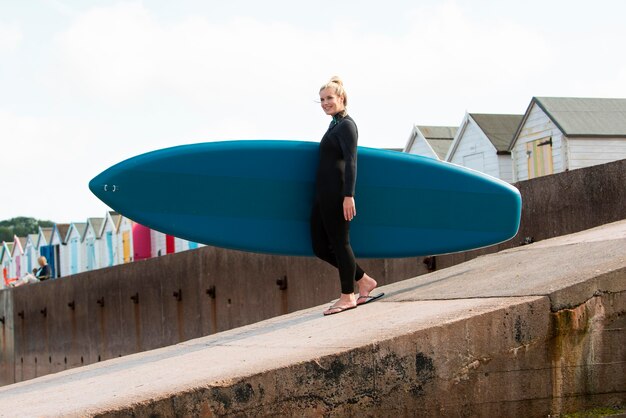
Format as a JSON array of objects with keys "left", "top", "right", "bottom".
[
  {"left": 323, "top": 293, "right": 357, "bottom": 315},
  {"left": 357, "top": 274, "right": 377, "bottom": 298}
]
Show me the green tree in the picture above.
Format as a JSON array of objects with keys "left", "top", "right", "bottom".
[
  {"left": 0, "top": 226, "right": 12, "bottom": 243},
  {"left": 0, "top": 217, "right": 55, "bottom": 242}
]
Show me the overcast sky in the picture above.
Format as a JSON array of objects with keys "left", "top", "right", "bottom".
[{"left": 1, "top": 0, "right": 625, "bottom": 223}]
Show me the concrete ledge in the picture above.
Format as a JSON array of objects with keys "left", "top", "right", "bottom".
[
  {"left": 381, "top": 220, "right": 626, "bottom": 311},
  {"left": 0, "top": 220, "right": 624, "bottom": 417}
]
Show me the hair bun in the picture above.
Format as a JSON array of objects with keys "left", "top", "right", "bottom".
[{"left": 329, "top": 76, "right": 343, "bottom": 86}]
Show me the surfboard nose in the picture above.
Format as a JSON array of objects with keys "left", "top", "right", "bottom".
[{"left": 89, "top": 170, "right": 118, "bottom": 205}]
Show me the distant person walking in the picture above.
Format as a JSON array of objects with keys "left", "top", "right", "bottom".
[{"left": 311, "top": 76, "right": 383, "bottom": 315}]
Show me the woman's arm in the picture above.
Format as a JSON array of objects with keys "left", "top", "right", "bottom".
[
  {"left": 337, "top": 119, "right": 358, "bottom": 221},
  {"left": 337, "top": 119, "right": 358, "bottom": 197}
]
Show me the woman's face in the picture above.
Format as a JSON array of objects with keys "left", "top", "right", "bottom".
[{"left": 319, "top": 87, "right": 345, "bottom": 116}]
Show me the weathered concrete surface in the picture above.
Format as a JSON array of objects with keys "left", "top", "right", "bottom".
[
  {"left": 0, "top": 248, "right": 427, "bottom": 387},
  {"left": 0, "top": 220, "right": 624, "bottom": 417}
]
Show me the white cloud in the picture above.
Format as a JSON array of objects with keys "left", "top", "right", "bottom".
[
  {"left": 49, "top": 1, "right": 555, "bottom": 144},
  {"left": 42, "top": 0, "right": 79, "bottom": 18},
  {"left": 54, "top": 2, "right": 160, "bottom": 101},
  {"left": 39, "top": 1, "right": 626, "bottom": 144},
  {"left": 53, "top": 5, "right": 331, "bottom": 105},
  {"left": 0, "top": 22, "right": 22, "bottom": 53},
  {"left": 0, "top": 110, "right": 108, "bottom": 222}
]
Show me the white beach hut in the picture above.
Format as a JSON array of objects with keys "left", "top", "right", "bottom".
[
  {"left": 510, "top": 97, "right": 626, "bottom": 181},
  {"left": 404, "top": 125, "right": 458, "bottom": 160},
  {"left": 82, "top": 217, "right": 104, "bottom": 272},
  {"left": 65, "top": 222, "right": 87, "bottom": 275},
  {"left": 446, "top": 113, "right": 523, "bottom": 183},
  {"left": 150, "top": 230, "right": 168, "bottom": 257},
  {"left": 24, "top": 234, "right": 39, "bottom": 274},
  {"left": 99, "top": 212, "right": 117, "bottom": 268}
]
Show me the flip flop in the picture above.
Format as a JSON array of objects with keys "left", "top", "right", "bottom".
[
  {"left": 323, "top": 304, "right": 357, "bottom": 316},
  {"left": 356, "top": 293, "right": 385, "bottom": 306}
]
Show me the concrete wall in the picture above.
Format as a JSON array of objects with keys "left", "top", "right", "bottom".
[
  {"left": 0, "top": 158, "right": 624, "bottom": 387},
  {"left": 436, "top": 158, "right": 626, "bottom": 269},
  {"left": 99, "top": 290, "right": 624, "bottom": 417},
  {"left": 0, "top": 249, "right": 426, "bottom": 386}
]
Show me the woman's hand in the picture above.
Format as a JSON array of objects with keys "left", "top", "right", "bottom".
[{"left": 343, "top": 196, "right": 356, "bottom": 221}]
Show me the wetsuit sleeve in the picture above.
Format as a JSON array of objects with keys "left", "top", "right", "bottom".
[{"left": 337, "top": 120, "right": 358, "bottom": 197}]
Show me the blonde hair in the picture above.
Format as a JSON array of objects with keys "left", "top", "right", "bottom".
[
  {"left": 38, "top": 256, "right": 47, "bottom": 265},
  {"left": 319, "top": 76, "right": 348, "bottom": 107}
]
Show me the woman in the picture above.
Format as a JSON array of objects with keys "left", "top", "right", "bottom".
[
  {"left": 11, "top": 256, "right": 51, "bottom": 287},
  {"left": 35, "top": 256, "right": 51, "bottom": 281},
  {"left": 311, "top": 77, "right": 383, "bottom": 316}
]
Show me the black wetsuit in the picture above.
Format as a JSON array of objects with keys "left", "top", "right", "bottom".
[
  {"left": 310, "top": 112, "right": 365, "bottom": 294},
  {"left": 36, "top": 265, "right": 51, "bottom": 281}
]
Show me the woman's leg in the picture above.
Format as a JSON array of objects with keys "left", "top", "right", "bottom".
[
  {"left": 317, "top": 198, "right": 359, "bottom": 294},
  {"left": 311, "top": 199, "right": 365, "bottom": 282},
  {"left": 318, "top": 202, "right": 378, "bottom": 301}
]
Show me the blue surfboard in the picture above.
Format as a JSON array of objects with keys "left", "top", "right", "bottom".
[{"left": 89, "top": 140, "right": 521, "bottom": 258}]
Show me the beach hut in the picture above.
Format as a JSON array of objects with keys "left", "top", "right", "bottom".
[
  {"left": 64, "top": 222, "right": 87, "bottom": 275},
  {"left": 99, "top": 212, "right": 118, "bottom": 268},
  {"left": 173, "top": 237, "right": 200, "bottom": 252},
  {"left": 150, "top": 230, "right": 167, "bottom": 257},
  {"left": 1, "top": 242, "right": 15, "bottom": 287},
  {"left": 114, "top": 214, "right": 134, "bottom": 265},
  {"left": 150, "top": 229, "right": 200, "bottom": 256},
  {"left": 446, "top": 113, "right": 523, "bottom": 183},
  {"left": 1, "top": 244, "right": 6, "bottom": 287},
  {"left": 24, "top": 234, "right": 39, "bottom": 274},
  {"left": 404, "top": 125, "right": 457, "bottom": 160},
  {"left": 82, "top": 217, "right": 103, "bottom": 271},
  {"left": 510, "top": 97, "right": 626, "bottom": 181},
  {"left": 132, "top": 222, "right": 152, "bottom": 261},
  {"left": 49, "top": 223, "right": 70, "bottom": 278},
  {"left": 10, "top": 236, "right": 26, "bottom": 279},
  {"left": 37, "top": 227, "right": 55, "bottom": 278}
]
